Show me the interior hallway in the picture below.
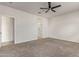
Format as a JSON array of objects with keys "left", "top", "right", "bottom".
[{"left": 0, "top": 38, "right": 79, "bottom": 57}]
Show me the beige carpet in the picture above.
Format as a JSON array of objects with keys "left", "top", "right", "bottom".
[{"left": 0, "top": 38, "right": 79, "bottom": 57}]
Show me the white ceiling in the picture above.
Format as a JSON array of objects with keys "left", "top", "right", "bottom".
[{"left": 0, "top": 2, "right": 79, "bottom": 18}]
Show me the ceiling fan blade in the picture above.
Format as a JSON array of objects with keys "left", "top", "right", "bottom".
[
  {"left": 51, "top": 9, "right": 56, "bottom": 12},
  {"left": 45, "top": 9, "right": 50, "bottom": 13},
  {"left": 51, "top": 5, "right": 61, "bottom": 9},
  {"left": 40, "top": 8, "right": 48, "bottom": 9},
  {"left": 48, "top": 2, "right": 51, "bottom": 8}
]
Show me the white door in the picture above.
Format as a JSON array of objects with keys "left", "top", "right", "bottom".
[{"left": 1, "top": 16, "right": 14, "bottom": 45}]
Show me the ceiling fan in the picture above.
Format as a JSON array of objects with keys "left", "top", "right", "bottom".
[{"left": 40, "top": 2, "right": 61, "bottom": 13}]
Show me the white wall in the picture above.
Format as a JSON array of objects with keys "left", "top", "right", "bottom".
[
  {"left": 48, "top": 11, "right": 79, "bottom": 43},
  {"left": 42, "top": 18, "right": 49, "bottom": 38},
  {"left": 0, "top": 5, "right": 48, "bottom": 44}
]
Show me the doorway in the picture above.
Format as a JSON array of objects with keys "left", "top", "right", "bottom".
[{"left": 1, "top": 16, "right": 15, "bottom": 46}]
